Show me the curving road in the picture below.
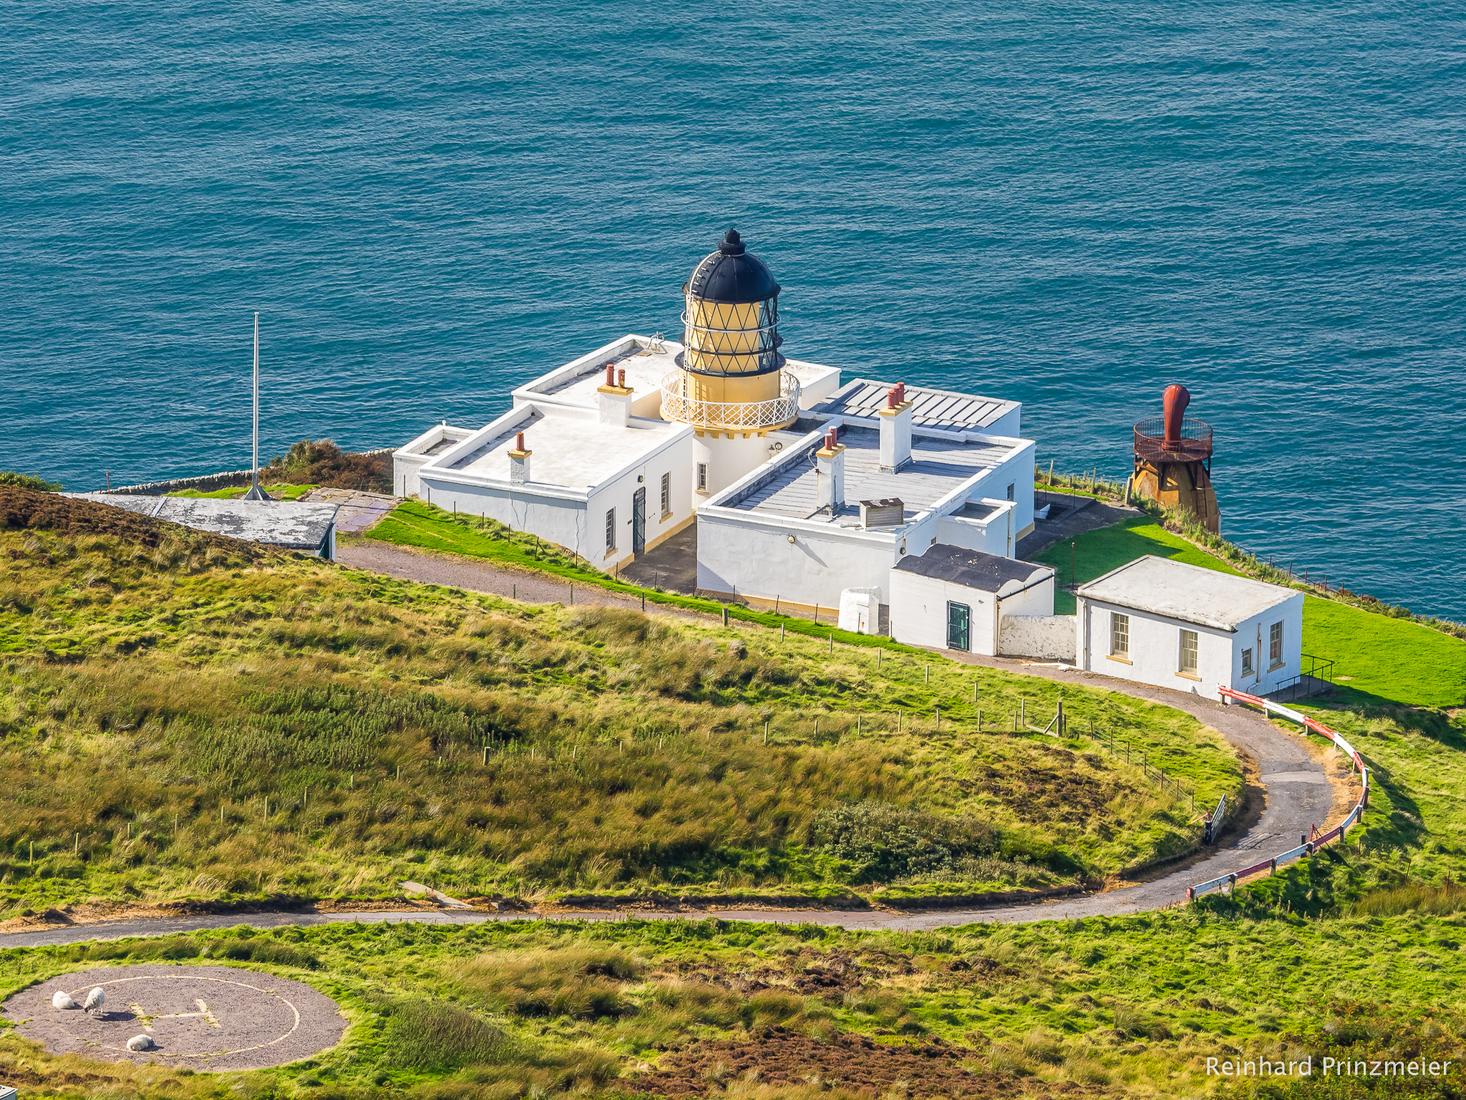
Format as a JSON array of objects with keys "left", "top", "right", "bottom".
[
  {"left": 0, "top": 671, "right": 1336, "bottom": 950},
  {"left": 0, "top": 546, "right": 1338, "bottom": 949}
]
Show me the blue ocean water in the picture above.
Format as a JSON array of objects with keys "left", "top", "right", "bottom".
[{"left": 3, "top": 2, "right": 1464, "bottom": 619}]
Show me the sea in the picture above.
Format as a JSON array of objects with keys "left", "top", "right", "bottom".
[{"left": 3, "top": 2, "right": 1464, "bottom": 620}]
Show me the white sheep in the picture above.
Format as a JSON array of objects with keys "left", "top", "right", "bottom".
[
  {"left": 51, "top": 990, "right": 79, "bottom": 1010},
  {"left": 82, "top": 986, "right": 106, "bottom": 1015},
  {"left": 126, "top": 1034, "right": 156, "bottom": 1052}
]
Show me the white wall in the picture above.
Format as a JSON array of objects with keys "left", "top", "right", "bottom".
[
  {"left": 693, "top": 432, "right": 785, "bottom": 500},
  {"left": 889, "top": 570, "right": 1001, "bottom": 654},
  {"left": 395, "top": 452, "right": 432, "bottom": 498},
  {"left": 697, "top": 512, "right": 901, "bottom": 610},
  {"left": 1076, "top": 593, "right": 1303, "bottom": 701},
  {"left": 936, "top": 505, "right": 1014, "bottom": 557},
  {"left": 1229, "top": 594, "right": 1306, "bottom": 696},
  {"left": 586, "top": 433, "right": 696, "bottom": 566},
  {"left": 999, "top": 614, "right": 1075, "bottom": 660}
]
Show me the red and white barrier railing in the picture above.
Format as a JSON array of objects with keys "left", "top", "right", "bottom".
[{"left": 1187, "top": 688, "right": 1369, "bottom": 901}]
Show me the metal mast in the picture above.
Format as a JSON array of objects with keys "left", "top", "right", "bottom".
[{"left": 243, "top": 312, "right": 272, "bottom": 501}]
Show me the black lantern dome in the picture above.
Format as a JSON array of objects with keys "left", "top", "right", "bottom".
[{"left": 686, "top": 229, "right": 782, "bottom": 304}]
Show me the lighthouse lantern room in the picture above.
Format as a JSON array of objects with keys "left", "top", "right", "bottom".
[{"left": 660, "top": 229, "right": 803, "bottom": 496}]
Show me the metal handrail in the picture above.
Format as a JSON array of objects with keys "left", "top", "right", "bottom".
[
  {"left": 660, "top": 370, "right": 801, "bottom": 431},
  {"left": 1187, "top": 689, "right": 1369, "bottom": 901}
]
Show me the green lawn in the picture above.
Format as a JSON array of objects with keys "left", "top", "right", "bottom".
[
  {"left": 3, "top": 914, "right": 1463, "bottom": 1099},
  {"left": 169, "top": 482, "right": 316, "bottom": 500},
  {"left": 1035, "top": 516, "right": 1466, "bottom": 710}
]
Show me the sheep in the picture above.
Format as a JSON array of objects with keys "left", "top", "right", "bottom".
[
  {"left": 126, "top": 1034, "right": 156, "bottom": 1052},
  {"left": 51, "top": 990, "right": 79, "bottom": 1010},
  {"left": 82, "top": 986, "right": 106, "bottom": 1015}
]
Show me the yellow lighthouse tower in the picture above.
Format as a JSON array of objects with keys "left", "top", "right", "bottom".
[{"left": 660, "top": 229, "right": 802, "bottom": 495}]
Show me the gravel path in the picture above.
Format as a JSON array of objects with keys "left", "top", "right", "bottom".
[{"left": 0, "top": 543, "right": 1340, "bottom": 948}]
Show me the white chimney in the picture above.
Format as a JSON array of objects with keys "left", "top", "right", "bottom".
[
  {"left": 508, "top": 431, "right": 531, "bottom": 485},
  {"left": 596, "top": 361, "right": 633, "bottom": 427},
  {"left": 816, "top": 427, "right": 846, "bottom": 514},
  {"left": 878, "top": 382, "right": 913, "bottom": 472}
]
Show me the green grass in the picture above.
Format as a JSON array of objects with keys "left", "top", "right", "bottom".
[
  {"left": 367, "top": 500, "right": 915, "bottom": 649},
  {"left": 0, "top": 488, "right": 1238, "bottom": 919},
  {"left": 2, "top": 914, "right": 1463, "bottom": 1098},
  {"left": 169, "top": 482, "right": 316, "bottom": 500}
]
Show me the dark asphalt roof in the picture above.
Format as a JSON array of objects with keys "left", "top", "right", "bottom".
[{"left": 894, "top": 544, "right": 1052, "bottom": 592}]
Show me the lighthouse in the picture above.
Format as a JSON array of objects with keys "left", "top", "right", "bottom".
[{"left": 659, "top": 229, "right": 803, "bottom": 496}]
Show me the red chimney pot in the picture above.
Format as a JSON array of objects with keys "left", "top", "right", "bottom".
[
  {"left": 604, "top": 362, "right": 615, "bottom": 386},
  {"left": 515, "top": 431, "right": 526, "bottom": 452}
]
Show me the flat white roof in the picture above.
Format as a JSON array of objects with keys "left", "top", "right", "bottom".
[
  {"left": 517, "top": 334, "right": 841, "bottom": 412},
  {"left": 1076, "top": 556, "right": 1299, "bottom": 631},
  {"left": 428, "top": 404, "right": 686, "bottom": 493},
  {"left": 720, "top": 425, "right": 1021, "bottom": 528}
]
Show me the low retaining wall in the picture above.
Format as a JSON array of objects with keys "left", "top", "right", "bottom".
[
  {"left": 105, "top": 449, "right": 393, "bottom": 496},
  {"left": 998, "top": 614, "right": 1076, "bottom": 660},
  {"left": 1187, "top": 689, "right": 1369, "bottom": 900}
]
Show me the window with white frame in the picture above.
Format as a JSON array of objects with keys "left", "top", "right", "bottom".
[
  {"left": 1109, "top": 612, "right": 1130, "bottom": 659},
  {"left": 660, "top": 471, "right": 671, "bottom": 515},
  {"left": 605, "top": 507, "right": 616, "bottom": 552},
  {"left": 1178, "top": 629, "right": 1199, "bottom": 676},
  {"left": 696, "top": 463, "right": 708, "bottom": 492},
  {"left": 1269, "top": 621, "right": 1284, "bottom": 668}
]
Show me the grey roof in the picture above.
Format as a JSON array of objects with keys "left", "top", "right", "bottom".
[
  {"left": 1076, "top": 556, "right": 1298, "bottom": 631},
  {"left": 815, "top": 379, "right": 1018, "bottom": 432},
  {"left": 67, "top": 494, "right": 339, "bottom": 552},
  {"left": 728, "top": 426, "right": 1013, "bottom": 527},
  {"left": 894, "top": 544, "right": 1052, "bottom": 592}
]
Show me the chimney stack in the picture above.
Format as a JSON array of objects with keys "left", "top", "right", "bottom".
[
  {"left": 878, "top": 383, "right": 913, "bottom": 472},
  {"left": 597, "top": 361, "right": 633, "bottom": 426},
  {"left": 508, "top": 430, "right": 532, "bottom": 485},
  {"left": 816, "top": 426, "right": 846, "bottom": 515}
]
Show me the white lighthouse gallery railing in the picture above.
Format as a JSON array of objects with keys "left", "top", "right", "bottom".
[{"left": 660, "top": 370, "right": 802, "bottom": 431}]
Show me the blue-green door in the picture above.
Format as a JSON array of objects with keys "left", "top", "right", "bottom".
[{"left": 946, "top": 601, "right": 971, "bottom": 651}]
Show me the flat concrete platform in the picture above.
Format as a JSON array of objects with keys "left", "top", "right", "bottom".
[
  {"left": 4, "top": 964, "right": 346, "bottom": 1071},
  {"left": 621, "top": 522, "right": 699, "bottom": 594}
]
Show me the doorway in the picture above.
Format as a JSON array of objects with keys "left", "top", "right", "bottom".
[{"left": 631, "top": 487, "right": 646, "bottom": 556}]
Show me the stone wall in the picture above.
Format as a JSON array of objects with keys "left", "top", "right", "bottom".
[{"left": 999, "top": 613, "right": 1076, "bottom": 660}]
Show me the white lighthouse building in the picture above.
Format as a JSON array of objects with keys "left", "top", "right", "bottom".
[{"left": 394, "top": 230, "right": 1046, "bottom": 643}]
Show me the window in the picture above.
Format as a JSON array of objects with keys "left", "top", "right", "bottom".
[
  {"left": 1178, "top": 629, "right": 1199, "bottom": 676},
  {"left": 660, "top": 471, "right": 671, "bottom": 515},
  {"left": 947, "top": 602, "right": 971, "bottom": 652},
  {"left": 1006, "top": 482, "right": 1015, "bottom": 501},
  {"left": 1109, "top": 612, "right": 1130, "bottom": 659},
  {"left": 605, "top": 508, "right": 616, "bottom": 552},
  {"left": 696, "top": 463, "right": 708, "bottom": 492},
  {"left": 1269, "top": 622, "right": 1284, "bottom": 669},
  {"left": 1241, "top": 647, "right": 1254, "bottom": 676}
]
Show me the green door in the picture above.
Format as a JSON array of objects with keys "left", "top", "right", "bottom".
[{"left": 946, "top": 601, "right": 971, "bottom": 651}]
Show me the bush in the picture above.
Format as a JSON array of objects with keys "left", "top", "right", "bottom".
[
  {"left": 268, "top": 439, "right": 390, "bottom": 492},
  {"left": 456, "top": 945, "right": 643, "bottom": 1019},
  {"left": 0, "top": 470, "right": 62, "bottom": 492},
  {"left": 380, "top": 996, "right": 512, "bottom": 1072},
  {"left": 809, "top": 802, "right": 998, "bottom": 884}
]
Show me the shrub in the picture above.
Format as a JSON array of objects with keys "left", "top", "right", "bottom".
[
  {"left": 268, "top": 439, "right": 390, "bottom": 492},
  {"left": 0, "top": 471, "right": 62, "bottom": 492},
  {"left": 380, "top": 996, "right": 511, "bottom": 1072},
  {"left": 809, "top": 802, "right": 998, "bottom": 884}
]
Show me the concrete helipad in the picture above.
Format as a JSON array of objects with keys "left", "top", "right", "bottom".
[{"left": 3, "top": 964, "right": 347, "bottom": 1071}]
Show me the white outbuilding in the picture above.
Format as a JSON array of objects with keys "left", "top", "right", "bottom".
[
  {"left": 888, "top": 545, "right": 1055, "bottom": 656},
  {"left": 1075, "top": 556, "right": 1303, "bottom": 700}
]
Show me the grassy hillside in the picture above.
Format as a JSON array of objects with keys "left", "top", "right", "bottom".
[
  {"left": 3, "top": 914, "right": 1463, "bottom": 1099},
  {"left": 0, "top": 487, "right": 1237, "bottom": 919}
]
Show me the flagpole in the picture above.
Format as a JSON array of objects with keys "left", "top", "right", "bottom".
[{"left": 252, "top": 311, "right": 260, "bottom": 491}]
